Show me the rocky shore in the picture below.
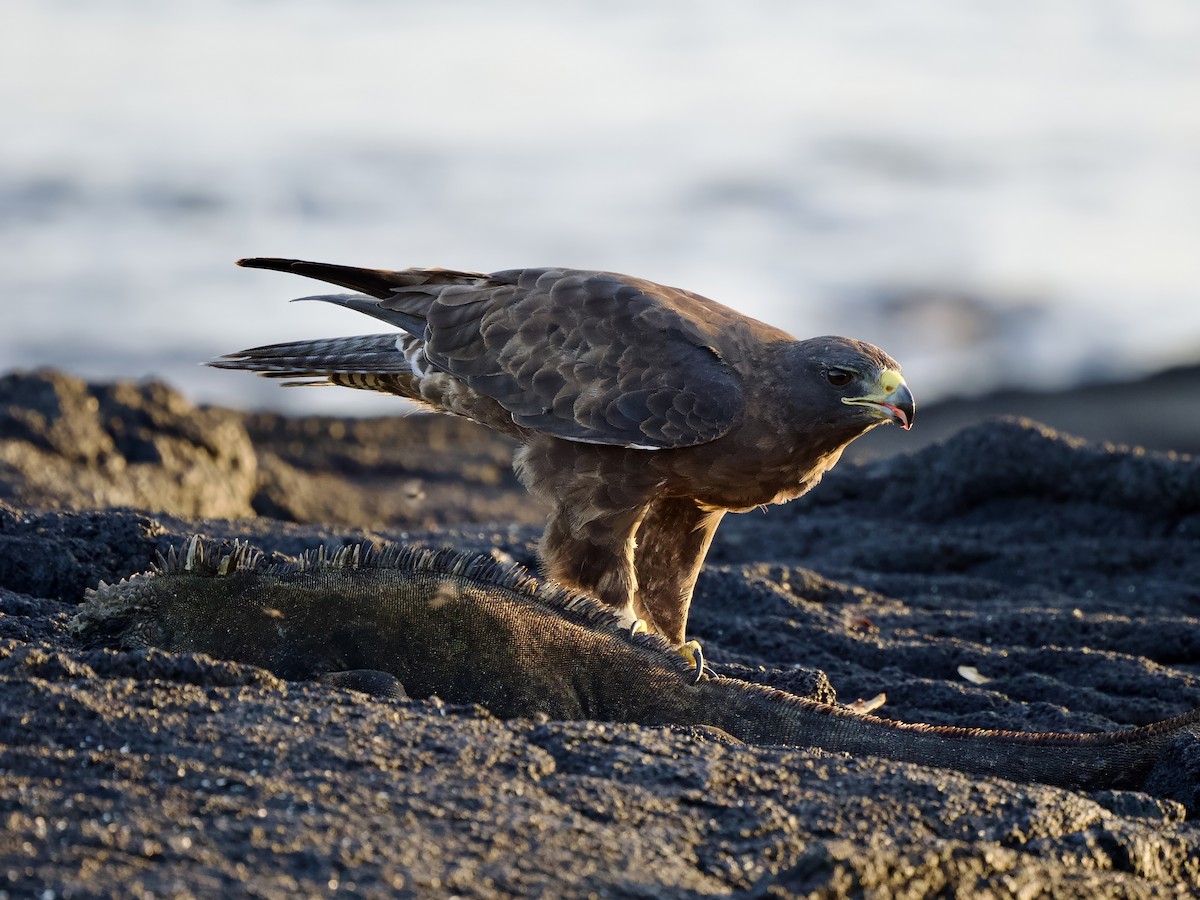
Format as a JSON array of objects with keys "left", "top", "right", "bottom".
[{"left": 2, "top": 368, "right": 1199, "bottom": 897}]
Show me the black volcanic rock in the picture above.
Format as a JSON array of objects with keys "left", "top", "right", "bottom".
[
  {"left": 0, "top": 370, "right": 257, "bottom": 518},
  {"left": 1, "top": 370, "right": 1199, "bottom": 897}
]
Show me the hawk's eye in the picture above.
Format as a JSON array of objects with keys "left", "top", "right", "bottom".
[{"left": 826, "top": 368, "right": 853, "bottom": 387}]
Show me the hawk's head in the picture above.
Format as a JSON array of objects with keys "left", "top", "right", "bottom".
[{"left": 783, "top": 336, "right": 915, "bottom": 433}]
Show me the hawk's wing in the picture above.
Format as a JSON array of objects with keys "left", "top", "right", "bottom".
[{"left": 240, "top": 260, "right": 749, "bottom": 449}]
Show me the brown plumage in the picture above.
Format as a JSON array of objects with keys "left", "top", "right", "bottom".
[{"left": 212, "top": 259, "right": 915, "bottom": 646}]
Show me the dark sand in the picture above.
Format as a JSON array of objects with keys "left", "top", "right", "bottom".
[{"left": 2, "top": 368, "right": 1200, "bottom": 897}]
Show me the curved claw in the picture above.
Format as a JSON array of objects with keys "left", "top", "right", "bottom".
[
  {"left": 629, "top": 618, "right": 648, "bottom": 636},
  {"left": 680, "top": 640, "right": 710, "bottom": 685}
]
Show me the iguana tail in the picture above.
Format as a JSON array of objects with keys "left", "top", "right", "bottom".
[{"left": 702, "top": 678, "right": 1200, "bottom": 791}]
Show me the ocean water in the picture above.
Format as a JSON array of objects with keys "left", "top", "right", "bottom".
[{"left": 4, "top": 1, "right": 1199, "bottom": 414}]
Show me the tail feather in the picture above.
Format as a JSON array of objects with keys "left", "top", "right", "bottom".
[
  {"left": 291, "top": 292, "right": 427, "bottom": 337},
  {"left": 219, "top": 259, "right": 498, "bottom": 411},
  {"left": 237, "top": 257, "right": 488, "bottom": 298},
  {"left": 237, "top": 257, "right": 501, "bottom": 338},
  {"left": 237, "top": 258, "right": 415, "bottom": 299},
  {"left": 208, "top": 334, "right": 418, "bottom": 396}
]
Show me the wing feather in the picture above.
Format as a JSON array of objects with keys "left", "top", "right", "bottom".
[
  {"left": 417, "top": 269, "right": 745, "bottom": 448},
  {"left": 240, "top": 260, "right": 751, "bottom": 449}
]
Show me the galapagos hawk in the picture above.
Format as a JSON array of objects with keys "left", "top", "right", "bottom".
[{"left": 212, "top": 259, "right": 914, "bottom": 655}]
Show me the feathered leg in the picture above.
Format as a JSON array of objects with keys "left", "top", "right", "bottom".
[
  {"left": 539, "top": 505, "right": 646, "bottom": 620},
  {"left": 631, "top": 497, "right": 724, "bottom": 645},
  {"left": 516, "top": 439, "right": 664, "bottom": 622}
]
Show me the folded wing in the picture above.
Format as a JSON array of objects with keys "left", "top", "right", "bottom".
[{"left": 236, "top": 259, "right": 746, "bottom": 449}]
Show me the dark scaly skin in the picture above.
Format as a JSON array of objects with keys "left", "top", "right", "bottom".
[{"left": 72, "top": 539, "right": 1200, "bottom": 793}]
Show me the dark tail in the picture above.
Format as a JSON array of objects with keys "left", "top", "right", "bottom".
[
  {"left": 237, "top": 257, "right": 487, "bottom": 299},
  {"left": 717, "top": 679, "right": 1200, "bottom": 792},
  {"left": 236, "top": 257, "right": 490, "bottom": 335},
  {"left": 208, "top": 334, "right": 417, "bottom": 394}
]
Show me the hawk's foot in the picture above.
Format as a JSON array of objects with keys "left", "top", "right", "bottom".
[{"left": 679, "top": 640, "right": 710, "bottom": 685}]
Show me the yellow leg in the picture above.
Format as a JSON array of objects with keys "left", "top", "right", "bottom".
[{"left": 679, "top": 640, "right": 706, "bottom": 685}]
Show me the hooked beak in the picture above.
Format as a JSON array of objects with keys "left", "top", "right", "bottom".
[{"left": 842, "top": 369, "right": 915, "bottom": 430}]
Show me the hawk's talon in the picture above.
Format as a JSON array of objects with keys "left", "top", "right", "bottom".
[
  {"left": 680, "top": 640, "right": 708, "bottom": 685},
  {"left": 629, "top": 618, "right": 648, "bottom": 636}
]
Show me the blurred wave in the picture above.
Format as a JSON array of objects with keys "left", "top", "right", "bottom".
[{"left": 3, "top": 1, "right": 1198, "bottom": 413}]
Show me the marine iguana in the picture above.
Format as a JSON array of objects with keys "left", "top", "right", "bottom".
[{"left": 71, "top": 537, "right": 1200, "bottom": 794}]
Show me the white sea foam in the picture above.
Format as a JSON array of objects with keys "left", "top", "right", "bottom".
[{"left": 2, "top": 1, "right": 1198, "bottom": 414}]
